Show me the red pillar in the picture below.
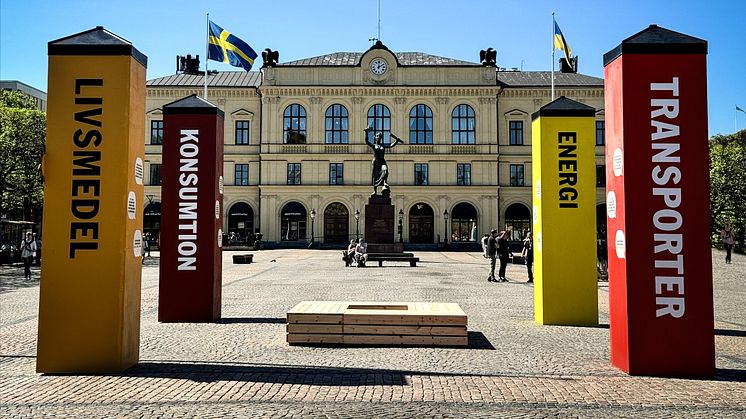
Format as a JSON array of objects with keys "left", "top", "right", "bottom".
[
  {"left": 604, "top": 25, "right": 714, "bottom": 376},
  {"left": 159, "top": 95, "right": 224, "bottom": 322}
]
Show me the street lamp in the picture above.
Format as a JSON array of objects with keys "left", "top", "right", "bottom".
[
  {"left": 354, "top": 209, "right": 360, "bottom": 240},
  {"left": 398, "top": 208, "right": 404, "bottom": 243},
  {"left": 443, "top": 209, "right": 449, "bottom": 245},
  {"left": 310, "top": 209, "right": 316, "bottom": 244}
]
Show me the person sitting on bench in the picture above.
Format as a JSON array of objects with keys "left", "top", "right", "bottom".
[
  {"left": 355, "top": 238, "right": 368, "bottom": 267},
  {"left": 343, "top": 239, "right": 357, "bottom": 267}
]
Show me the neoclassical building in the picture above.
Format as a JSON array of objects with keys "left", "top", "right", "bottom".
[{"left": 144, "top": 42, "right": 605, "bottom": 247}]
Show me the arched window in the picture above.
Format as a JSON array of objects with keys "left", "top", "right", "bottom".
[
  {"left": 280, "top": 202, "right": 307, "bottom": 241},
  {"left": 283, "top": 104, "right": 307, "bottom": 144},
  {"left": 367, "top": 104, "right": 391, "bottom": 144},
  {"left": 325, "top": 104, "right": 349, "bottom": 144},
  {"left": 409, "top": 104, "right": 433, "bottom": 144},
  {"left": 450, "top": 202, "right": 478, "bottom": 242},
  {"left": 451, "top": 104, "right": 475, "bottom": 144},
  {"left": 504, "top": 203, "right": 531, "bottom": 241}
]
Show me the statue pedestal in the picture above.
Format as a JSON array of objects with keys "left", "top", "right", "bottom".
[{"left": 364, "top": 196, "right": 403, "bottom": 253}]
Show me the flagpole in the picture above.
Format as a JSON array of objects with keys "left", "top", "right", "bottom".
[
  {"left": 551, "top": 12, "right": 555, "bottom": 101},
  {"left": 204, "top": 12, "right": 209, "bottom": 99}
]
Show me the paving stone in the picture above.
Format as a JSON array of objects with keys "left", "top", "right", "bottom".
[{"left": 0, "top": 249, "right": 744, "bottom": 417}]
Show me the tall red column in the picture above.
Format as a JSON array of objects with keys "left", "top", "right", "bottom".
[
  {"left": 159, "top": 95, "right": 224, "bottom": 322},
  {"left": 603, "top": 25, "right": 714, "bottom": 376}
]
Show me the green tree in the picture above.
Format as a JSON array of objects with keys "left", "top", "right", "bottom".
[
  {"left": 710, "top": 129, "right": 746, "bottom": 252},
  {"left": 0, "top": 90, "right": 46, "bottom": 220}
]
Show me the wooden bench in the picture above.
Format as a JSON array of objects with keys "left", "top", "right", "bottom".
[
  {"left": 287, "top": 301, "right": 467, "bottom": 346},
  {"left": 365, "top": 252, "right": 419, "bottom": 267},
  {"left": 232, "top": 254, "right": 253, "bottom": 264}
]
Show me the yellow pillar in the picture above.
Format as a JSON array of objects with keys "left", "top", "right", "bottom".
[
  {"left": 37, "top": 27, "right": 147, "bottom": 373},
  {"left": 532, "top": 97, "right": 598, "bottom": 326}
]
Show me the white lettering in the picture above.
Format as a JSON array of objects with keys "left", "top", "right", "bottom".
[
  {"left": 651, "top": 77, "right": 685, "bottom": 318},
  {"left": 177, "top": 130, "right": 199, "bottom": 270}
]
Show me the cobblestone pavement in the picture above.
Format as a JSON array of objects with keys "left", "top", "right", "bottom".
[{"left": 1, "top": 249, "right": 744, "bottom": 418}]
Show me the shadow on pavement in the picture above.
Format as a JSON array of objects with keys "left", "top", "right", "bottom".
[
  {"left": 0, "top": 266, "right": 39, "bottom": 294},
  {"left": 714, "top": 368, "right": 746, "bottom": 383},
  {"left": 714, "top": 329, "right": 746, "bottom": 337},
  {"left": 218, "top": 317, "right": 287, "bottom": 324}
]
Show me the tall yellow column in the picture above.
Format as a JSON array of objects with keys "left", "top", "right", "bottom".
[
  {"left": 532, "top": 97, "right": 598, "bottom": 326},
  {"left": 37, "top": 27, "right": 147, "bottom": 373}
]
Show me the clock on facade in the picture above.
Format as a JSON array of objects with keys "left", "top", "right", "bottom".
[{"left": 370, "top": 58, "right": 388, "bottom": 75}]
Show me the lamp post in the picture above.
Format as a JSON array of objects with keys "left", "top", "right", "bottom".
[
  {"left": 443, "top": 209, "right": 449, "bottom": 245},
  {"left": 310, "top": 209, "right": 316, "bottom": 244},
  {"left": 354, "top": 209, "right": 360, "bottom": 241},
  {"left": 398, "top": 208, "right": 404, "bottom": 243}
]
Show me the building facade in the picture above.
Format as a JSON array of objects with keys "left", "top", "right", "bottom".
[
  {"left": 145, "top": 42, "right": 605, "bottom": 248},
  {"left": 1, "top": 80, "right": 48, "bottom": 112}
]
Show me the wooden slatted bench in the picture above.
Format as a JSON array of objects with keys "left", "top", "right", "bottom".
[
  {"left": 365, "top": 253, "right": 420, "bottom": 267},
  {"left": 232, "top": 254, "right": 253, "bottom": 264},
  {"left": 287, "top": 301, "right": 467, "bottom": 346}
]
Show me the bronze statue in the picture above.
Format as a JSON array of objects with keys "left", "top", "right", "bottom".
[{"left": 364, "top": 127, "right": 404, "bottom": 197}]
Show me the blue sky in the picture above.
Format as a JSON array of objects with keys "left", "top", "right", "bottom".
[{"left": 1, "top": 0, "right": 744, "bottom": 136}]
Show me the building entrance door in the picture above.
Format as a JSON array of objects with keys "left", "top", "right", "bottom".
[
  {"left": 323, "top": 202, "right": 349, "bottom": 244},
  {"left": 408, "top": 203, "right": 434, "bottom": 243}
]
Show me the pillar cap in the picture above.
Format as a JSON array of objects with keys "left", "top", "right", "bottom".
[
  {"left": 163, "top": 94, "right": 224, "bottom": 117},
  {"left": 531, "top": 96, "right": 595, "bottom": 120},
  {"left": 603, "top": 24, "right": 707, "bottom": 67},
  {"left": 48, "top": 26, "right": 147, "bottom": 67}
]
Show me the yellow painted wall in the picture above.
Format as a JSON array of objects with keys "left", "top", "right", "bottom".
[
  {"left": 532, "top": 115, "right": 598, "bottom": 326},
  {"left": 37, "top": 54, "right": 145, "bottom": 372}
]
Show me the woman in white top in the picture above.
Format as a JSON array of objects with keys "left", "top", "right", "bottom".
[
  {"left": 721, "top": 223, "right": 735, "bottom": 264},
  {"left": 19, "top": 232, "right": 37, "bottom": 280}
]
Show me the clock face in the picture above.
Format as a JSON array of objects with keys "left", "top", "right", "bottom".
[{"left": 370, "top": 58, "right": 388, "bottom": 75}]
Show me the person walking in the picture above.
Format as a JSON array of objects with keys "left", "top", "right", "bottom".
[
  {"left": 486, "top": 229, "right": 498, "bottom": 282},
  {"left": 721, "top": 223, "right": 735, "bottom": 264},
  {"left": 497, "top": 230, "right": 511, "bottom": 282},
  {"left": 522, "top": 231, "right": 534, "bottom": 283},
  {"left": 19, "top": 232, "right": 37, "bottom": 280}
]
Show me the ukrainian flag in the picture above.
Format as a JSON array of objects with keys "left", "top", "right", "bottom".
[
  {"left": 553, "top": 21, "right": 571, "bottom": 62},
  {"left": 208, "top": 21, "right": 258, "bottom": 71}
]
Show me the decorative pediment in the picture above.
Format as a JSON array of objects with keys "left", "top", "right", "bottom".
[
  {"left": 146, "top": 108, "right": 162, "bottom": 115},
  {"left": 504, "top": 108, "right": 528, "bottom": 117},
  {"left": 231, "top": 108, "right": 254, "bottom": 118},
  {"left": 595, "top": 109, "right": 605, "bottom": 117}
]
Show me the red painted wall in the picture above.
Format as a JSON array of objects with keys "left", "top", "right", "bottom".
[
  {"left": 159, "top": 108, "right": 224, "bottom": 322},
  {"left": 605, "top": 52, "right": 714, "bottom": 376}
]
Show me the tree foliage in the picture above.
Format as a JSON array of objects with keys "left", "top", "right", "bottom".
[
  {"left": 710, "top": 129, "right": 746, "bottom": 252},
  {"left": 0, "top": 90, "right": 46, "bottom": 218}
]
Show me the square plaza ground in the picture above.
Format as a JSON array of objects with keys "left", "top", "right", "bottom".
[{"left": 1, "top": 249, "right": 744, "bottom": 418}]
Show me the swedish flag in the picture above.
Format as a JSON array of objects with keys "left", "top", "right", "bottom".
[
  {"left": 208, "top": 21, "right": 258, "bottom": 71},
  {"left": 553, "top": 21, "right": 572, "bottom": 62}
]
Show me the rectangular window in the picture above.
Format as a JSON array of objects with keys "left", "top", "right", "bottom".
[
  {"left": 596, "top": 164, "right": 606, "bottom": 187},
  {"left": 149, "top": 163, "right": 162, "bottom": 186},
  {"left": 287, "top": 163, "right": 301, "bottom": 185},
  {"left": 596, "top": 120, "right": 605, "bottom": 146},
  {"left": 235, "top": 121, "right": 250, "bottom": 145},
  {"left": 509, "top": 164, "right": 524, "bottom": 186},
  {"left": 329, "top": 163, "right": 344, "bottom": 185},
  {"left": 509, "top": 121, "right": 524, "bottom": 145},
  {"left": 150, "top": 120, "right": 163, "bottom": 145},
  {"left": 415, "top": 163, "right": 429, "bottom": 186},
  {"left": 457, "top": 163, "right": 471, "bottom": 186},
  {"left": 235, "top": 164, "right": 249, "bottom": 186}
]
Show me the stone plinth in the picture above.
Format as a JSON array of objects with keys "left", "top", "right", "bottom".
[{"left": 364, "top": 195, "right": 395, "bottom": 247}]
